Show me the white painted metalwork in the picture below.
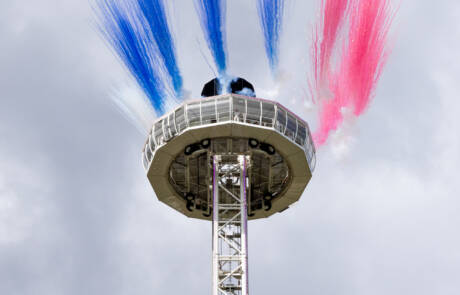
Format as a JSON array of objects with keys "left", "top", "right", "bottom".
[
  {"left": 142, "top": 94, "right": 316, "bottom": 172},
  {"left": 212, "top": 155, "right": 249, "bottom": 295}
]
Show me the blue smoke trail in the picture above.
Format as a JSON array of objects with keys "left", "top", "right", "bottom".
[
  {"left": 194, "top": 0, "right": 227, "bottom": 75},
  {"left": 257, "top": 0, "right": 285, "bottom": 74},
  {"left": 95, "top": 0, "right": 171, "bottom": 116},
  {"left": 138, "top": 0, "right": 183, "bottom": 98}
]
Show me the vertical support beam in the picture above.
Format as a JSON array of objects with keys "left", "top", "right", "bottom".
[
  {"left": 212, "top": 157, "right": 219, "bottom": 295},
  {"left": 212, "top": 155, "right": 249, "bottom": 295},
  {"left": 240, "top": 157, "right": 249, "bottom": 295}
]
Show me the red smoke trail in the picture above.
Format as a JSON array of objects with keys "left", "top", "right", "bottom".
[
  {"left": 312, "top": 0, "right": 348, "bottom": 99},
  {"left": 311, "top": 0, "right": 394, "bottom": 146}
]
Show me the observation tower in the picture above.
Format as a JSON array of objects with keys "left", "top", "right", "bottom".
[{"left": 142, "top": 78, "right": 316, "bottom": 295}]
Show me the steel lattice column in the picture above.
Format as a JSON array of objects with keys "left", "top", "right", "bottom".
[{"left": 212, "top": 155, "right": 249, "bottom": 295}]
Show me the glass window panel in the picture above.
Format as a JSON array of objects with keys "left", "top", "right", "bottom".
[
  {"left": 175, "top": 107, "right": 186, "bottom": 133},
  {"left": 149, "top": 134, "right": 156, "bottom": 152},
  {"left": 295, "top": 122, "right": 306, "bottom": 146},
  {"left": 246, "top": 100, "right": 261, "bottom": 125},
  {"left": 168, "top": 113, "right": 176, "bottom": 137},
  {"left": 146, "top": 147, "right": 153, "bottom": 162},
  {"left": 216, "top": 97, "right": 230, "bottom": 121},
  {"left": 275, "top": 108, "right": 286, "bottom": 133},
  {"left": 162, "top": 117, "right": 172, "bottom": 141},
  {"left": 187, "top": 102, "right": 201, "bottom": 127},
  {"left": 261, "top": 102, "right": 275, "bottom": 127},
  {"left": 142, "top": 152, "right": 149, "bottom": 170},
  {"left": 233, "top": 97, "right": 246, "bottom": 122},
  {"left": 201, "top": 99, "right": 216, "bottom": 124},
  {"left": 310, "top": 155, "right": 316, "bottom": 171},
  {"left": 307, "top": 131, "right": 314, "bottom": 154},
  {"left": 308, "top": 131, "right": 314, "bottom": 149},
  {"left": 154, "top": 120, "right": 164, "bottom": 145},
  {"left": 286, "top": 114, "right": 297, "bottom": 140}
]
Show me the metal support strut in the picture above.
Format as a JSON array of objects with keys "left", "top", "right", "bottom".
[{"left": 212, "top": 155, "right": 249, "bottom": 295}]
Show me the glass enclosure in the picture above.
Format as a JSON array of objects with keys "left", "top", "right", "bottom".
[{"left": 143, "top": 95, "right": 316, "bottom": 171}]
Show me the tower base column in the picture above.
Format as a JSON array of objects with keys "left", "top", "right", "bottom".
[{"left": 212, "top": 155, "right": 249, "bottom": 295}]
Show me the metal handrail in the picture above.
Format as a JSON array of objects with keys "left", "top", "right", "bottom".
[{"left": 142, "top": 94, "right": 316, "bottom": 171}]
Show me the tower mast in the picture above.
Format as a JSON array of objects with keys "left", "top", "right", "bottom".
[
  {"left": 212, "top": 156, "right": 249, "bottom": 295},
  {"left": 143, "top": 78, "right": 316, "bottom": 295}
]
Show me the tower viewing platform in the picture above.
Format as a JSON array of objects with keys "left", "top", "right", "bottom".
[{"left": 142, "top": 93, "right": 316, "bottom": 220}]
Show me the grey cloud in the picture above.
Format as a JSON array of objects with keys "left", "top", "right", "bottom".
[{"left": 0, "top": 0, "right": 459, "bottom": 294}]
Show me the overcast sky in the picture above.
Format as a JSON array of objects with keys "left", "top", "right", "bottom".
[{"left": 1, "top": 1, "right": 459, "bottom": 294}]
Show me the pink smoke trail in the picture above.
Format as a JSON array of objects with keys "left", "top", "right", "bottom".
[
  {"left": 311, "top": 0, "right": 348, "bottom": 100},
  {"left": 311, "top": 0, "right": 395, "bottom": 146},
  {"left": 344, "top": 0, "right": 393, "bottom": 116}
]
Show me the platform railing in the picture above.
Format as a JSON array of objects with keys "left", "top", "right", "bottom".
[{"left": 143, "top": 94, "right": 316, "bottom": 172}]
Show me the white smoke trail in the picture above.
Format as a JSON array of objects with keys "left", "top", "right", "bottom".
[
  {"left": 328, "top": 107, "right": 356, "bottom": 160},
  {"left": 111, "top": 82, "right": 156, "bottom": 134}
]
